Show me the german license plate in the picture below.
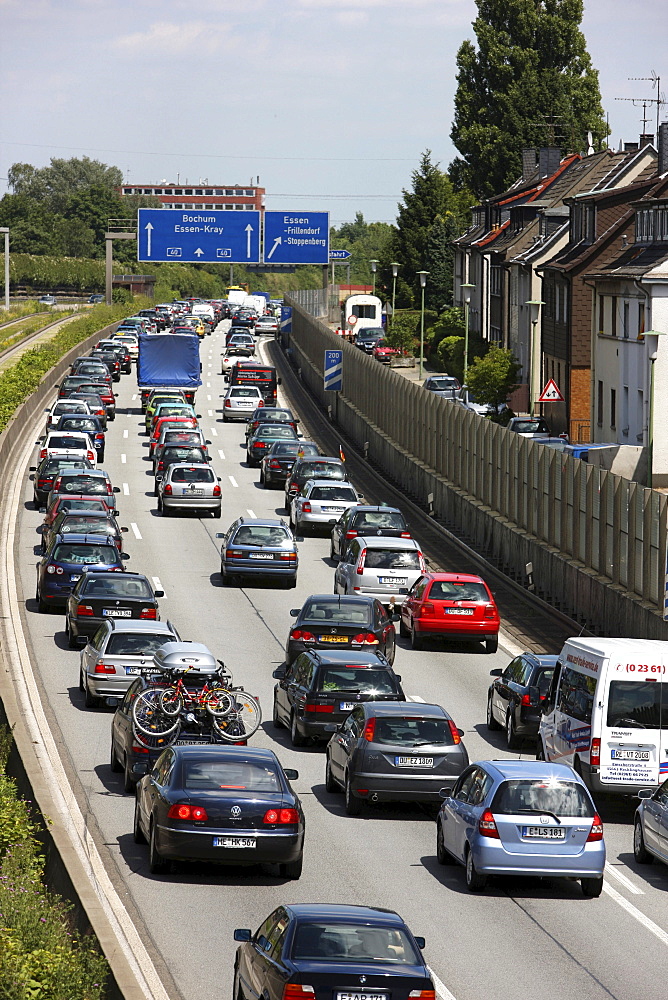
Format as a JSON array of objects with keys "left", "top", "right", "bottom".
[
  {"left": 340, "top": 702, "right": 356, "bottom": 710},
  {"left": 70, "top": 574, "right": 81, "bottom": 582},
  {"left": 395, "top": 756, "right": 434, "bottom": 767},
  {"left": 213, "top": 836, "right": 256, "bottom": 848},
  {"left": 125, "top": 667, "right": 139, "bottom": 675},
  {"left": 379, "top": 577, "right": 407, "bottom": 586},
  {"left": 337, "top": 993, "right": 388, "bottom": 1000},
  {"left": 523, "top": 826, "right": 565, "bottom": 839},
  {"left": 102, "top": 609, "right": 132, "bottom": 617},
  {"left": 612, "top": 749, "right": 650, "bottom": 760},
  {"left": 323, "top": 506, "right": 344, "bottom": 513},
  {"left": 319, "top": 635, "right": 346, "bottom": 643},
  {"left": 249, "top": 552, "right": 273, "bottom": 559},
  {"left": 184, "top": 488, "right": 204, "bottom": 495},
  {"left": 445, "top": 608, "right": 474, "bottom": 615}
]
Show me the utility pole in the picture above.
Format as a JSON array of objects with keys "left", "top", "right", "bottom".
[{"left": 0, "top": 227, "right": 9, "bottom": 309}]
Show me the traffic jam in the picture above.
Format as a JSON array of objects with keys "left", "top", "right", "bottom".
[{"left": 24, "top": 292, "right": 668, "bottom": 999}]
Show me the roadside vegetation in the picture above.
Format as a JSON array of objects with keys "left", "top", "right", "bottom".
[{"left": 0, "top": 726, "right": 109, "bottom": 999}]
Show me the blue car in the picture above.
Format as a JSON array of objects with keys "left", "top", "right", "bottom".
[
  {"left": 436, "top": 759, "right": 605, "bottom": 896},
  {"left": 36, "top": 533, "right": 125, "bottom": 612}
]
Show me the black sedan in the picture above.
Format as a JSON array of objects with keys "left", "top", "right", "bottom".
[
  {"left": 260, "top": 440, "right": 320, "bottom": 489},
  {"left": 134, "top": 746, "right": 304, "bottom": 877},
  {"left": 355, "top": 327, "right": 386, "bottom": 353},
  {"left": 487, "top": 652, "right": 557, "bottom": 749},
  {"left": 234, "top": 904, "right": 433, "bottom": 1000},
  {"left": 41, "top": 508, "right": 128, "bottom": 554},
  {"left": 65, "top": 570, "right": 164, "bottom": 647},
  {"left": 30, "top": 455, "right": 93, "bottom": 507},
  {"left": 286, "top": 594, "right": 397, "bottom": 665},
  {"left": 330, "top": 505, "right": 411, "bottom": 562},
  {"left": 245, "top": 407, "right": 299, "bottom": 442}
]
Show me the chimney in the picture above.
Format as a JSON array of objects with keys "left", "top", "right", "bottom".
[
  {"left": 624, "top": 141, "right": 639, "bottom": 152},
  {"left": 522, "top": 148, "right": 536, "bottom": 181},
  {"left": 538, "top": 146, "right": 562, "bottom": 177},
  {"left": 659, "top": 122, "right": 668, "bottom": 174},
  {"left": 639, "top": 133, "right": 655, "bottom": 148}
]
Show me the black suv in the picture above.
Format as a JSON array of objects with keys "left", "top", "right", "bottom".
[
  {"left": 272, "top": 649, "right": 404, "bottom": 746},
  {"left": 65, "top": 571, "right": 164, "bottom": 648},
  {"left": 487, "top": 652, "right": 558, "bottom": 749},
  {"left": 330, "top": 505, "right": 410, "bottom": 562}
]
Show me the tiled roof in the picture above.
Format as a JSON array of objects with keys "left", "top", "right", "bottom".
[{"left": 583, "top": 243, "right": 668, "bottom": 280}]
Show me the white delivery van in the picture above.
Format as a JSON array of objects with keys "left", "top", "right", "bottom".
[
  {"left": 538, "top": 637, "right": 668, "bottom": 796},
  {"left": 191, "top": 302, "right": 215, "bottom": 322}
]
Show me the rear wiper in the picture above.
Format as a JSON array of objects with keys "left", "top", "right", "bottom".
[
  {"left": 610, "top": 717, "right": 646, "bottom": 729},
  {"left": 410, "top": 740, "right": 451, "bottom": 747},
  {"left": 323, "top": 688, "right": 361, "bottom": 694},
  {"left": 510, "top": 808, "right": 561, "bottom": 824}
]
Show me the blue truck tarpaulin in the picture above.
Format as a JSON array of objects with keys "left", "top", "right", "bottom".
[{"left": 137, "top": 333, "right": 202, "bottom": 388}]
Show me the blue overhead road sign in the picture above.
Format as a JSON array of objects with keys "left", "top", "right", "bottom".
[
  {"left": 329, "top": 249, "right": 351, "bottom": 260},
  {"left": 264, "top": 211, "right": 329, "bottom": 265},
  {"left": 137, "top": 208, "right": 260, "bottom": 263},
  {"left": 324, "top": 349, "right": 343, "bottom": 392}
]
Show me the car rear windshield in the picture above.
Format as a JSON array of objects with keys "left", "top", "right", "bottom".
[
  {"left": 183, "top": 760, "right": 280, "bottom": 791},
  {"left": 513, "top": 420, "right": 547, "bottom": 433},
  {"left": 162, "top": 448, "right": 207, "bottom": 463},
  {"left": 428, "top": 377, "right": 460, "bottom": 390},
  {"left": 291, "top": 923, "right": 419, "bottom": 964},
  {"left": 163, "top": 432, "right": 201, "bottom": 445},
  {"left": 232, "top": 526, "right": 291, "bottom": 547},
  {"left": 71, "top": 394, "right": 104, "bottom": 406},
  {"left": 353, "top": 512, "right": 405, "bottom": 531},
  {"left": 303, "top": 600, "right": 371, "bottom": 625},
  {"left": 82, "top": 577, "right": 152, "bottom": 599},
  {"left": 428, "top": 581, "right": 489, "bottom": 602},
  {"left": 59, "top": 419, "right": 98, "bottom": 433},
  {"left": 105, "top": 633, "right": 172, "bottom": 655},
  {"left": 606, "top": 681, "right": 668, "bottom": 730},
  {"left": 272, "top": 442, "right": 318, "bottom": 457},
  {"left": 156, "top": 406, "right": 192, "bottom": 417},
  {"left": 52, "top": 401, "right": 86, "bottom": 414},
  {"left": 298, "top": 462, "right": 344, "bottom": 480},
  {"left": 256, "top": 426, "right": 296, "bottom": 439},
  {"left": 492, "top": 779, "right": 594, "bottom": 818},
  {"left": 43, "top": 458, "right": 82, "bottom": 474},
  {"left": 255, "top": 410, "right": 291, "bottom": 422},
  {"left": 52, "top": 544, "right": 118, "bottom": 565},
  {"left": 59, "top": 518, "right": 111, "bottom": 533},
  {"left": 310, "top": 486, "right": 357, "bottom": 501},
  {"left": 58, "top": 476, "right": 107, "bottom": 494},
  {"left": 48, "top": 436, "right": 88, "bottom": 450},
  {"left": 318, "top": 668, "right": 397, "bottom": 694},
  {"left": 230, "top": 388, "right": 261, "bottom": 398},
  {"left": 364, "top": 549, "right": 420, "bottom": 570},
  {"left": 170, "top": 467, "right": 215, "bottom": 483},
  {"left": 58, "top": 498, "right": 107, "bottom": 512},
  {"left": 372, "top": 717, "right": 455, "bottom": 747}
]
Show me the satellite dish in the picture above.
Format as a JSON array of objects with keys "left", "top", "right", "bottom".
[{"left": 587, "top": 131, "right": 595, "bottom": 155}]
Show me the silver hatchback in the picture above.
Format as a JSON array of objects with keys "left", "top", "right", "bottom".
[
  {"left": 290, "top": 479, "right": 362, "bottom": 535},
  {"left": 79, "top": 618, "right": 179, "bottom": 708},
  {"left": 222, "top": 385, "right": 264, "bottom": 421},
  {"left": 334, "top": 536, "right": 426, "bottom": 605},
  {"left": 157, "top": 463, "right": 222, "bottom": 517}
]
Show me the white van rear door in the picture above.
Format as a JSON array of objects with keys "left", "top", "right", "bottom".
[{"left": 600, "top": 662, "right": 668, "bottom": 787}]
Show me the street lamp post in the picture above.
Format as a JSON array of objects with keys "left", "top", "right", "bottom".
[
  {"left": 417, "top": 271, "right": 429, "bottom": 381},
  {"left": 369, "top": 259, "right": 379, "bottom": 297},
  {"left": 461, "top": 282, "right": 475, "bottom": 384},
  {"left": 525, "top": 299, "right": 544, "bottom": 417},
  {"left": 0, "top": 227, "right": 9, "bottom": 310},
  {"left": 390, "top": 262, "right": 399, "bottom": 331}
]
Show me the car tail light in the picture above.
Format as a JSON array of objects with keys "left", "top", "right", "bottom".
[
  {"left": 157, "top": 461, "right": 164, "bottom": 472},
  {"left": 401, "top": 532, "right": 411, "bottom": 538},
  {"left": 77, "top": 604, "right": 94, "bottom": 616},
  {"left": 301, "top": 502, "right": 312, "bottom": 513},
  {"left": 167, "top": 804, "right": 208, "bottom": 821},
  {"left": 290, "top": 629, "right": 315, "bottom": 642},
  {"left": 420, "top": 601, "right": 435, "bottom": 616},
  {"left": 590, "top": 737, "right": 601, "bottom": 767},
  {"left": 356, "top": 547, "right": 367, "bottom": 574},
  {"left": 224, "top": 399, "right": 231, "bottom": 407},
  {"left": 352, "top": 632, "right": 378, "bottom": 645},
  {"left": 484, "top": 605, "right": 497, "bottom": 618},
  {"left": 94, "top": 662, "right": 116, "bottom": 674},
  {"left": 131, "top": 744, "right": 150, "bottom": 754},
  {"left": 55, "top": 566, "right": 64, "bottom": 575},
  {"left": 263, "top": 808, "right": 300, "bottom": 824},
  {"left": 521, "top": 693, "right": 531, "bottom": 706},
  {"left": 447, "top": 719, "right": 461, "bottom": 744},
  {"left": 96, "top": 434, "right": 104, "bottom": 442},
  {"left": 478, "top": 809, "right": 500, "bottom": 838},
  {"left": 304, "top": 701, "right": 334, "bottom": 714},
  {"left": 140, "top": 608, "right": 157, "bottom": 620},
  {"left": 254, "top": 441, "right": 267, "bottom": 449},
  {"left": 279, "top": 553, "right": 296, "bottom": 561},
  {"left": 363, "top": 718, "right": 376, "bottom": 742},
  {"left": 213, "top": 484, "right": 221, "bottom": 497},
  {"left": 269, "top": 460, "right": 282, "bottom": 470},
  {"left": 409, "top": 992, "right": 436, "bottom": 1000},
  {"left": 40, "top": 448, "right": 47, "bottom": 459},
  {"left": 345, "top": 529, "right": 358, "bottom": 539},
  {"left": 283, "top": 981, "right": 315, "bottom": 997},
  {"left": 226, "top": 549, "right": 244, "bottom": 559},
  {"left": 164, "top": 484, "right": 172, "bottom": 495},
  {"left": 587, "top": 813, "right": 604, "bottom": 842}
]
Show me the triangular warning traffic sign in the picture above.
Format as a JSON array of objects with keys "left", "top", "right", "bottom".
[{"left": 538, "top": 378, "right": 564, "bottom": 402}]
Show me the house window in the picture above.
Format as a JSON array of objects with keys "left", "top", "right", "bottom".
[
  {"left": 598, "top": 294, "right": 605, "bottom": 334},
  {"left": 638, "top": 302, "right": 645, "bottom": 337},
  {"left": 611, "top": 296, "right": 617, "bottom": 337},
  {"left": 597, "top": 381, "right": 604, "bottom": 426},
  {"left": 490, "top": 266, "right": 502, "bottom": 296},
  {"left": 585, "top": 205, "right": 595, "bottom": 242},
  {"left": 638, "top": 391, "right": 644, "bottom": 442},
  {"left": 184, "top": 189, "right": 192, "bottom": 195},
  {"left": 635, "top": 209, "right": 654, "bottom": 243},
  {"left": 225, "top": 189, "right": 234, "bottom": 196},
  {"left": 174, "top": 189, "right": 182, "bottom": 195},
  {"left": 205, "top": 189, "right": 213, "bottom": 195},
  {"left": 622, "top": 386, "right": 629, "bottom": 436},
  {"left": 205, "top": 204, "right": 214, "bottom": 210},
  {"left": 659, "top": 208, "right": 668, "bottom": 241},
  {"left": 235, "top": 204, "right": 244, "bottom": 210},
  {"left": 143, "top": 188, "right": 153, "bottom": 194},
  {"left": 623, "top": 301, "right": 629, "bottom": 338},
  {"left": 610, "top": 388, "right": 616, "bottom": 429},
  {"left": 123, "top": 188, "right": 132, "bottom": 194},
  {"left": 225, "top": 204, "right": 234, "bottom": 210},
  {"left": 245, "top": 189, "right": 255, "bottom": 197},
  {"left": 194, "top": 189, "right": 203, "bottom": 195}
]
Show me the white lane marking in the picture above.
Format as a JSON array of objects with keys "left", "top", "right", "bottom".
[
  {"left": 228, "top": 476, "right": 239, "bottom": 488},
  {"left": 152, "top": 576, "right": 165, "bottom": 596},
  {"left": 218, "top": 449, "right": 226, "bottom": 460},
  {"left": 603, "top": 882, "right": 668, "bottom": 945},
  {"left": 130, "top": 522, "right": 142, "bottom": 540},
  {"left": 123, "top": 429, "right": 128, "bottom": 439},
  {"left": 210, "top": 426, "right": 218, "bottom": 436},
  {"left": 121, "top": 454, "right": 126, "bottom": 464},
  {"left": 132, "top": 393, "right": 137, "bottom": 400},
  {"left": 605, "top": 863, "right": 643, "bottom": 895},
  {"left": 207, "top": 381, "right": 211, "bottom": 388},
  {"left": 408, "top": 694, "right": 426, "bottom": 703},
  {"left": 208, "top": 409, "right": 213, "bottom": 417},
  {"left": 428, "top": 968, "right": 457, "bottom": 1000},
  {"left": 247, "top": 509, "right": 257, "bottom": 518},
  {"left": 122, "top": 483, "right": 129, "bottom": 495},
  {"left": 207, "top": 394, "right": 212, "bottom": 401}
]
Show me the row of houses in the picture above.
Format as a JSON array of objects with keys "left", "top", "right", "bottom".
[{"left": 453, "top": 124, "right": 668, "bottom": 486}]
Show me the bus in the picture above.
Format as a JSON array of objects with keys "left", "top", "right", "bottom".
[{"left": 342, "top": 293, "right": 383, "bottom": 334}]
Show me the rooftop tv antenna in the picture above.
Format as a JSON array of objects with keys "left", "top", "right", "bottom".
[{"left": 616, "top": 73, "right": 666, "bottom": 139}]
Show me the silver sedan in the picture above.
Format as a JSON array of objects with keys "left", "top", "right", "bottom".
[
  {"left": 290, "top": 479, "right": 362, "bottom": 535},
  {"left": 157, "top": 463, "right": 222, "bottom": 517},
  {"left": 221, "top": 385, "right": 264, "bottom": 421}
]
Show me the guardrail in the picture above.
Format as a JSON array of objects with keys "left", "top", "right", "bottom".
[{"left": 284, "top": 295, "right": 668, "bottom": 639}]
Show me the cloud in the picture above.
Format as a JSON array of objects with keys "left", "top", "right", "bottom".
[{"left": 114, "top": 20, "right": 225, "bottom": 56}]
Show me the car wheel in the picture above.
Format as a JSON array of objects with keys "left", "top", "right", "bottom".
[
  {"left": 84, "top": 683, "right": 99, "bottom": 710},
  {"left": 465, "top": 847, "right": 486, "bottom": 892},
  {"left": 133, "top": 799, "right": 146, "bottom": 844},
  {"left": 36, "top": 588, "right": 48, "bottom": 614},
  {"left": 505, "top": 710, "right": 521, "bottom": 750},
  {"left": 486, "top": 694, "right": 501, "bottom": 731},
  {"left": 279, "top": 853, "right": 303, "bottom": 880},
  {"left": 161, "top": 504, "right": 171, "bottom": 517},
  {"left": 325, "top": 754, "right": 339, "bottom": 793},
  {"left": 329, "top": 540, "right": 338, "bottom": 562},
  {"left": 259, "top": 470, "right": 265, "bottom": 485},
  {"left": 123, "top": 754, "right": 135, "bottom": 795},
  {"left": 110, "top": 741, "right": 122, "bottom": 773},
  {"left": 272, "top": 697, "right": 286, "bottom": 729},
  {"left": 486, "top": 637, "right": 499, "bottom": 654},
  {"left": 79, "top": 666, "right": 85, "bottom": 692},
  {"left": 436, "top": 821, "right": 454, "bottom": 864},
  {"left": 535, "top": 739, "right": 546, "bottom": 761},
  {"left": 411, "top": 626, "right": 422, "bottom": 650},
  {"left": 344, "top": 772, "right": 362, "bottom": 816},
  {"left": 581, "top": 876, "right": 603, "bottom": 898},
  {"left": 66, "top": 620, "right": 79, "bottom": 649},
  {"left": 634, "top": 819, "right": 652, "bottom": 864},
  {"left": 386, "top": 641, "right": 395, "bottom": 666},
  {"left": 213, "top": 507, "right": 221, "bottom": 519},
  {"left": 399, "top": 616, "right": 409, "bottom": 638},
  {"left": 290, "top": 711, "right": 307, "bottom": 747},
  {"left": 149, "top": 821, "right": 170, "bottom": 874}
]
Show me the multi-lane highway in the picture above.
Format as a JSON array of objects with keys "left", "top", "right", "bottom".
[{"left": 8, "top": 319, "right": 668, "bottom": 1000}]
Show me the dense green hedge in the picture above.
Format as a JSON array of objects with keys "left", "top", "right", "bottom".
[
  {"left": 0, "top": 728, "right": 109, "bottom": 998},
  {"left": 0, "top": 253, "right": 106, "bottom": 292},
  {"left": 0, "top": 303, "right": 133, "bottom": 433}
]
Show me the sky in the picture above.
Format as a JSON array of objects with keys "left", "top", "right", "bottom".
[{"left": 1, "top": 0, "right": 666, "bottom": 226}]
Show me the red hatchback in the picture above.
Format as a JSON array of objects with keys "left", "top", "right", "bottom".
[{"left": 400, "top": 572, "right": 500, "bottom": 653}]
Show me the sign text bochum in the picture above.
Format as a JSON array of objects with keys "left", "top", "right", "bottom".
[{"left": 137, "top": 208, "right": 261, "bottom": 263}]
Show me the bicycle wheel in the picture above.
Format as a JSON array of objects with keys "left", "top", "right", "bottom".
[
  {"left": 133, "top": 723, "right": 181, "bottom": 750},
  {"left": 159, "top": 685, "right": 184, "bottom": 717},
  {"left": 132, "top": 689, "right": 181, "bottom": 738},
  {"left": 204, "top": 686, "right": 235, "bottom": 718},
  {"left": 213, "top": 691, "right": 262, "bottom": 742}
]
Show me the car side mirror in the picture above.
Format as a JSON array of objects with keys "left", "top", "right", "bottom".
[
  {"left": 289, "top": 609, "right": 300, "bottom": 617},
  {"left": 637, "top": 788, "right": 654, "bottom": 799},
  {"left": 439, "top": 787, "right": 453, "bottom": 799},
  {"left": 39, "top": 507, "right": 46, "bottom": 514},
  {"left": 284, "top": 768, "right": 299, "bottom": 781},
  {"left": 394, "top": 674, "right": 402, "bottom": 683},
  {"left": 29, "top": 466, "right": 36, "bottom": 472},
  {"left": 272, "top": 666, "right": 286, "bottom": 680},
  {"left": 414, "top": 936, "right": 426, "bottom": 950},
  {"left": 206, "top": 440, "right": 211, "bottom": 445},
  {"left": 527, "top": 685, "right": 540, "bottom": 708},
  {"left": 457, "top": 728, "right": 464, "bottom": 738},
  {"left": 277, "top": 377, "right": 282, "bottom": 385},
  {"left": 121, "top": 526, "right": 129, "bottom": 532},
  {"left": 489, "top": 668, "right": 503, "bottom": 677},
  {"left": 113, "top": 486, "right": 120, "bottom": 493},
  {"left": 234, "top": 929, "right": 252, "bottom": 942},
  {"left": 216, "top": 533, "right": 225, "bottom": 539},
  {"left": 391, "top": 612, "right": 400, "bottom": 622},
  {"left": 121, "top": 552, "right": 130, "bottom": 560},
  {"left": 154, "top": 590, "right": 165, "bottom": 598},
  {"left": 113, "top": 509, "right": 120, "bottom": 516}
]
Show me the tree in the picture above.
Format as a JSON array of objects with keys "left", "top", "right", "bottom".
[
  {"left": 8, "top": 157, "right": 123, "bottom": 213},
  {"left": 425, "top": 215, "right": 460, "bottom": 311},
  {"left": 465, "top": 345, "right": 522, "bottom": 414},
  {"left": 450, "top": 0, "right": 607, "bottom": 199}
]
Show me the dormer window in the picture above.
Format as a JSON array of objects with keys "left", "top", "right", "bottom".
[{"left": 635, "top": 206, "right": 668, "bottom": 243}]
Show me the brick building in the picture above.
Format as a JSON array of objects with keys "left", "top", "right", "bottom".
[{"left": 119, "top": 182, "right": 265, "bottom": 212}]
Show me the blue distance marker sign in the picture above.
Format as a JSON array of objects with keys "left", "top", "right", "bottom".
[
  {"left": 264, "top": 211, "right": 329, "bottom": 265},
  {"left": 324, "top": 349, "right": 343, "bottom": 392},
  {"left": 280, "top": 305, "right": 292, "bottom": 335},
  {"left": 329, "top": 249, "right": 351, "bottom": 260},
  {"left": 137, "top": 208, "right": 260, "bottom": 263}
]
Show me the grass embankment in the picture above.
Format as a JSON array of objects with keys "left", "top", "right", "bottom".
[
  {"left": 0, "top": 312, "right": 78, "bottom": 356},
  {"left": 0, "top": 302, "right": 51, "bottom": 325},
  {"left": 0, "top": 302, "right": 135, "bottom": 434},
  {"left": 0, "top": 727, "right": 109, "bottom": 998}
]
